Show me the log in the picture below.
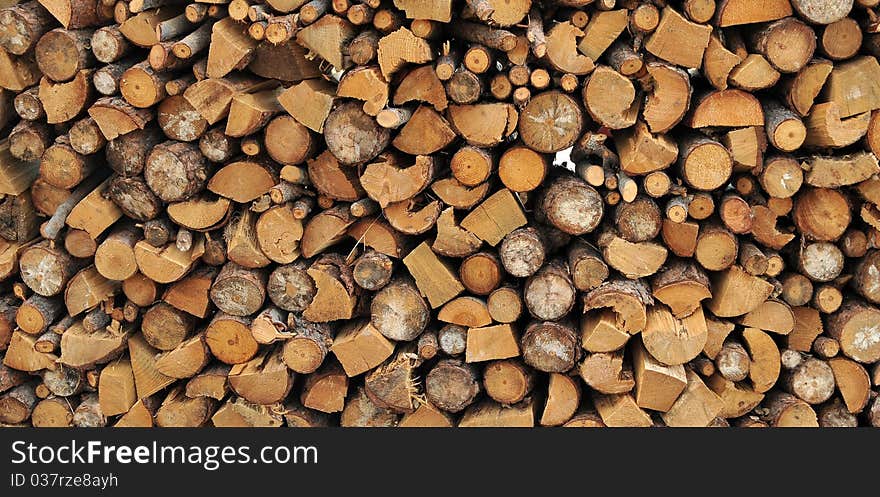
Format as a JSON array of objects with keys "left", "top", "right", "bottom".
[
  {"left": 98, "top": 357, "right": 136, "bottom": 416},
  {"left": 209, "top": 263, "right": 267, "bottom": 320},
  {"left": 593, "top": 392, "right": 652, "bottom": 427},
  {"left": 370, "top": 277, "right": 428, "bottom": 341},
  {"left": 743, "top": 327, "right": 781, "bottom": 393},
  {"left": 228, "top": 347, "right": 293, "bottom": 405},
  {"left": 0, "top": 2, "right": 54, "bottom": 55},
  {"left": 19, "top": 241, "right": 82, "bottom": 297},
  {"left": 597, "top": 229, "right": 668, "bottom": 279},
  {"left": 540, "top": 175, "right": 603, "bottom": 236},
  {"left": 645, "top": 7, "right": 711, "bottom": 69},
  {"left": 277, "top": 316, "right": 328, "bottom": 373},
  {"left": 93, "top": 224, "right": 140, "bottom": 281},
  {"left": 794, "top": 187, "right": 851, "bottom": 242},
  {"left": 791, "top": 0, "right": 853, "bottom": 25},
  {"left": 818, "top": 398, "right": 858, "bottom": 428},
  {"left": 521, "top": 320, "right": 579, "bottom": 373},
  {"left": 519, "top": 91, "right": 583, "bottom": 153},
  {"left": 60, "top": 320, "right": 130, "bottom": 369},
  {"left": 15, "top": 294, "right": 62, "bottom": 335},
  {"left": 425, "top": 359, "right": 480, "bottom": 413},
  {"left": 32, "top": 397, "right": 75, "bottom": 427},
  {"left": 760, "top": 391, "right": 818, "bottom": 427},
  {"left": 821, "top": 17, "right": 861, "bottom": 61},
  {"left": 204, "top": 312, "right": 257, "bottom": 365},
  {"left": 661, "top": 369, "right": 723, "bottom": 427},
  {"left": 0, "top": 382, "right": 37, "bottom": 423},
  {"left": 651, "top": 259, "right": 711, "bottom": 318},
  {"left": 827, "top": 301, "right": 880, "bottom": 364},
  {"left": 523, "top": 259, "right": 576, "bottom": 322}
]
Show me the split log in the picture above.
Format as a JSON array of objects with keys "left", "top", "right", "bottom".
[
  {"left": 579, "top": 350, "right": 634, "bottom": 395},
  {"left": 651, "top": 260, "right": 711, "bottom": 318},
  {"left": 706, "top": 266, "right": 775, "bottom": 317},
  {"left": 645, "top": 7, "right": 711, "bottom": 69},
  {"left": 642, "top": 305, "right": 708, "bottom": 366},
  {"left": 155, "top": 387, "right": 215, "bottom": 427},
  {"left": 60, "top": 321, "right": 130, "bottom": 369},
  {"left": 228, "top": 348, "right": 293, "bottom": 405},
  {"left": 211, "top": 397, "right": 283, "bottom": 428},
  {"left": 301, "top": 360, "right": 347, "bottom": 413},
  {"left": 760, "top": 391, "right": 818, "bottom": 427},
  {"left": 743, "top": 327, "right": 782, "bottom": 393},
  {"left": 661, "top": 369, "right": 723, "bottom": 427},
  {"left": 540, "top": 373, "right": 581, "bottom": 426},
  {"left": 597, "top": 229, "right": 668, "bottom": 279},
  {"left": 464, "top": 323, "right": 518, "bottom": 363},
  {"left": 460, "top": 188, "right": 526, "bottom": 246},
  {"left": 828, "top": 357, "right": 870, "bottom": 413},
  {"left": 593, "top": 392, "right": 652, "bottom": 427},
  {"left": 98, "top": 357, "right": 136, "bottom": 416},
  {"left": 185, "top": 364, "right": 229, "bottom": 401}
]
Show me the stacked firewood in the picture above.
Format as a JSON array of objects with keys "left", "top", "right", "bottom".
[{"left": 0, "top": 0, "right": 879, "bottom": 428}]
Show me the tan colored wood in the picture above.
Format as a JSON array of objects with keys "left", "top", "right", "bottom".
[
  {"left": 593, "top": 393, "right": 652, "bottom": 427},
  {"left": 706, "top": 265, "right": 775, "bottom": 317},
  {"left": 715, "top": 0, "right": 791, "bottom": 26},
  {"left": 98, "top": 357, "right": 136, "bottom": 416},
  {"left": 661, "top": 369, "right": 723, "bottom": 427},
  {"left": 60, "top": 321, "right": 130, "bottom": 369},
  {"left": 743, "top": 327, "right": 781, "bottom": 394},
  {"left": 579, "top": 11, "right": 629, "bottom": 62},
  {"left": 597, "top": 230, "right": 667, "bottom": 279},
  {"left": 331, "top": 320, "right": 395, "bottom": 377}
]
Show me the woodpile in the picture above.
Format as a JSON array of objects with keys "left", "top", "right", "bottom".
[{"left": 2, "top": 0, "right": 880, "bottom": 429}]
